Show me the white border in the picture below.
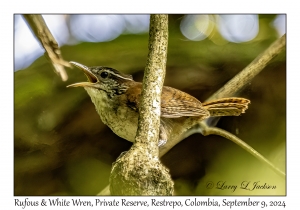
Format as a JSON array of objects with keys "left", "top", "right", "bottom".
[{"left": 3, "top": 0, "right": 299, "bottom": 209}]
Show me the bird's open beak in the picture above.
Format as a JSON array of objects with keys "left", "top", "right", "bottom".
[{"left": 67, "top": 61, "right": 98, "bottom": 88}]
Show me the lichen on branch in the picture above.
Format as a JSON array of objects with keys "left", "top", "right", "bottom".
[{"left": 109, "top": 14, "right": 174, "bottom": 195}]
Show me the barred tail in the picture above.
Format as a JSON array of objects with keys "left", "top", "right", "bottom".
[{"left": 203, "top": 97, "right": 250, "bottom": 117}]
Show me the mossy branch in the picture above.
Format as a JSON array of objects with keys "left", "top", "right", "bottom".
[{"left": 109, "top": 14, "right": 174, "bottom": 195}]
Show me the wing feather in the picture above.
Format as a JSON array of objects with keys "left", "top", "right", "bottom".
[
  {"left": 161, "top": 86, "right": 209, "bottom": 118},
  {"left": 125, "top": 84, "right": 209, "bottom": 118}
]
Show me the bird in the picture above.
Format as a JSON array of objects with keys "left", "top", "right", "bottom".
[{"left": 67, "top": 61, "right": 250, "bottom": 146}]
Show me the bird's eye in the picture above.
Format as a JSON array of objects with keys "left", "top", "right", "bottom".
[{"left": 100, "top": 71, "right": 109, "bottom": 79}]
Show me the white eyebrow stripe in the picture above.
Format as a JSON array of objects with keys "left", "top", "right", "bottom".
[{"left": 109, "top": 71, "right": 133, "bottom": 81}]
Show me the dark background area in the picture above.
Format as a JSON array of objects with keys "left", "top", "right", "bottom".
[{"left": 14, "top": 14, "right": 286, "bottom": 195}]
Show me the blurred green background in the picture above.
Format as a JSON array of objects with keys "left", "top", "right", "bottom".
[{"left": 14, "top": 14, "right": 286, "bottom": 195}]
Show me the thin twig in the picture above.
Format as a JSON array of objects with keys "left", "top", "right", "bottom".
[
  {"left": 97, "top": 185, "right": 110, "bottom": 195},
  {"left": 207, "top": 34, "right": 286, "bottom": 101},
  {"left": 23, "top": 14, "right": 70, "bottom": 81},
  {"left": 199, "top": 122, "right": 285, "bottom": 178}
]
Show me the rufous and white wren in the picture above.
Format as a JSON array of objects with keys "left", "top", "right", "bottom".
[{"left": 68, "top": 61, "right": 250, "bottom": 146}]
